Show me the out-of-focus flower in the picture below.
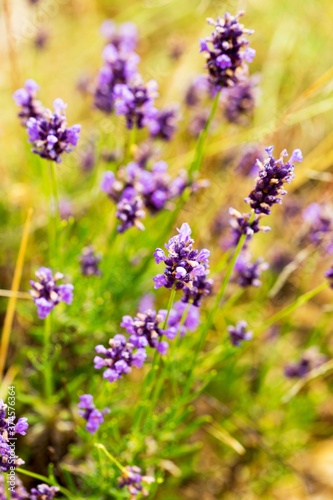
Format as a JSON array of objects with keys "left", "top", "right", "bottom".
[
  {"left": 184, "top": 75, "right": 213, "bottom": 107},
  {"left": 121, "top": 309, "right": 170, "bottom": 354},
  {"left": 302, "top": 203, "right": 333, "bottom": 252},
  {"left": 227, "top": 320, "right": 253, "bottom": 346},
  {"left": 118, "top": 466, "right": 155, "bottom": 498},
  {"left": 0, "top": 400, "right": 27, "bottom": 472},
  {"left": 94, "top": 335, "right": 147, "bottom": 383},
  {"left": 0, "top": 473, "right": 28, "bottom": 499},
  {"left": 181, "top": 273, "right": 213, "bottom": 307},
  {"left": 26, "top": 99, "right": 81, "bottom": 163},
  {"left": 30, "top": 484, "right": 59, "bottom": 500},
  {"left": 148, "top": 106, "right": 180, "bottom": 141},
  {"left": 79, "top": 144, "right": 95, "bottom": 172},
  {"left": 284, "top": 347, "right": 328, "bottom": 378},
  {"left": 34, "top": 28, "right": 49, "bottom": 49},
  {"left": 236, "top": 144, "right": 264, "bottom": 177},
  {"left": 188, "top": 110, "right": 209, "bottom": 137},
  {"left": 234, "top": 253, "right": 269, "bottom": 287},
  {"left": 79, "top": 246, "right": 102, "bottom": 276},
  {"left": 222, "top": 76, "right": 259, "bottom": 124},
  {"left": 153, "top": 223, "right": 210, "bottom": 291},
  {"left": 12, "top": 79, "right": 44, "bottom": 126},
  {"left": 77, "top": 394, "right": 110, "bottom": 434},
  {"left": 167, "top": 301, "right": 200, "bottom": 337},
  {"left": 244, "top": 147, "right": 303, "bottom": 215},
  {"left": 116, "top": 196, "right": 146, "bottom": 233},
  {"left": 100, "top": 20, "right": 138, "bottom": 53},
  {"left": 94, "top": 44, "right": 140, "bottom": 113},
  {"left": 325, "top": 265, "right": 333, "bottom": 288},
  {"left": 59, "top": 199, "right": 74, "bottom": 221},
  {"left": 113, "top": 77, "right": 158, "bottom": 129},
  {"left": 29, "top": 267, "right": 74, "bottom": 319},
  {"left": 229, "top": 207, "right": 270, "bottom": 247},
  {"left": 200, "top": 12, "right": 255, "bottom": 90}
]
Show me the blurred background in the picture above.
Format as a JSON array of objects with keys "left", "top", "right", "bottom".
[{"left": 1, "top": 0, "right": 333, "bottom": 499}]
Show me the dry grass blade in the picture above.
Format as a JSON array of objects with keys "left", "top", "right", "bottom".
[
  {"left": 207, "top": 423, "right": 246, "bottom": 455},
  {"left": 0, "top": 208, "right": 33, "bottom": 381}
]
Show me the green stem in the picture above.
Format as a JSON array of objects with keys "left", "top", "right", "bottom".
[
  {"left": 43, "top": 312, "right": 53, "bottom": 399},
  {"left": 182, "top": 213, "right": 255, "bottom": 398},
  {"left": 16, "top": 468, "right": 74, "bottom": 499},
  {"left": 163, "top": 287, "right": 177, "bottom": 329},
  {"left": 41, "top": 160, "right": 53, "bottom": 261},
  {"left": 94, "top": 443, "right": 125, "bottom": 472},
  {"left": 126, "top": 127, "right": 136, "bottom": 163},
  {"left": 255, "top": 281, "right": 329, "bottom": 336},
  {"left": 188, "top": 90, "right": 221, "bottom": 181},
  {"left": 49, "top": 161, "right": 59, "bottom": 224}
]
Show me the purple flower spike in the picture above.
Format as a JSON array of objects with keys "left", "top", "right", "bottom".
[
  {"left": 148, "top": 105, "right": 179, "bottom": 141},
  {"left": 154, "top": 223, "right": 211, "bottom": 292},
  {"left": 118, "top": 466, "right": 155, "bottom": 497},
  {"left": 29, "top": 267, "right": 74, "bottom": 319},
  {"left": 244, "top": 147, "right": 302, "bottom": 215},
  {"left": 234, "top": 252, "right": 269, "bottom": 287},
  {"left": 26, "top": 100, "right": 81, "bottom": 163},
  {"left": 228, "top": 320, "right": 253, "bottom": 346},
  {"left": 15, "top": 417, "right": 29, "bottom": 436},
  {"left": 94, "top": 336, "right": 147, "bottom": 383},
  {"left": 201, "top": 12, "right": 255, "bottom": 89},
  {"left": 78, "top": 394, "right": 110, "bottom": 434},
  {"left": 79, "top": 246, "right": 102, "bottom": 276},
  {"left": 114, "top": 77, "right": 158, "bottom": 129},
  {"left": 121, "top": 309, "right": 168, "bottom": 351},
  {"left": 13, "top": 79, "right": 44, "bottom": 126},
  {"left": 30, "top": 484, "right": 59, "bottom": 500}
]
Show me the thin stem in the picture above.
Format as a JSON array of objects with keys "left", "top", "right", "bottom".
[
  {"left": 182, "top": 214, "right": 254, "bottom": 398},
  {"left": 41, "top": 161, "right": 54, "bottom": 261},
  {"left": 16, "top": 468, "right": 74, "bottom": 499},
  {"left": 0, "top": 289, "right": 31, "bottom": 299},
  {"left": 49, "top": 161, "right": 60, "bottom": 223},
  {"left": 255, "top": 281, "right": 329, "bottom": 336},
  {"left": 188, "top": 90, "right": 221, "bottom": 181},
  {"left": 43, "top": 313, "right": 53, "bottom": 399},
  {"left": 94, "top": 443, "right": 125, "bottom": 472},
  {"left": 163, "top": 287, "right": 177, "bottom": 329}
]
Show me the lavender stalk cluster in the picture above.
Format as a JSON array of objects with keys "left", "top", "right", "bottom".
[
  {"left": 153, "top": 223, "right": 210, "bottom": 291},
  {"left": 29, "top": 267, "right": 74, "bottom": 319},
  {"left": 245, "top": 147, "right": 303, "bottom": 215},
  {"left": 118, "top": 466, "right": 155, "bottom": 498},
  {"left": 222, "top": 75, "right": 259, "bottom": 124},
  {"left": 12, "top": 79, "right": 44, "bottom": 126},
  {"left": 100, "top": 159, "right": 194, "bottom": 233},
  {"left": 234, "top": 253, "right": 269, "bottom": 288},
  {"left": 121, "top": 309, "right": 170, "bottom": 354},
  {"left": 200, "top": 12, "right": 255, "bottom": 90},
  {"left": 228, "top": 207, "right": 270, "bottom": 248},
  {"left": 0, "top": 473, "right": 29, "bottom": 499},
  {"left": 79, "top": 246, "right": 102, "bottom": 276},
  {"left": 227, "top": 321, "right": 253, "bottom": 347},
  {"left": 77, "top": 394, "right": 110, "bottom": 434},
  {"left": 94, "top": 335, "right": 147, "bottom": 383},
  {"left": 30, "top": 484, "right": 59, "bottom": 500},
  {"left": 26, "top": 98, "right": 81, "bottom": 163},
  {"left": 0, "top": 399, "right": 28, "bottom": 472}
]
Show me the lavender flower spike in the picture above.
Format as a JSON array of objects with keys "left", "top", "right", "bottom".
[
  {"left": 121, "top": 309, "right": 171, "bottom": 353},
  {"left": 153, "top": 223, "right": 210, "bottom": 291},
  {"left": 78, "top": 394, "right": 110, "bottom": 434},
  {"left": 79, "top": 246, "right": 102, "bottom": 276},
  {"left": 0, "top": 399, "right": 27, "bottom": 472},
  {"left": 227, "top": 320, "right": 253, "bottom": 346},
  {"left": 94, "top": 335, "right": 147, "bottom": 383},
  {"left": 29, "top": 267, "right": 74, "bottom": 319},
  {"left": 244, "top": 147, "right": 303, "bottom": 215},
  {"left": 13, "top": 78, "right": 44, "bottom": 126},
  {"left": 200, "top": 12, "right": 255, "bottom": 89},
  {"left": 30, "top": 484, "right": 59, "bottom": 500},
  {"left": 27, "top": 99, "right": 81, "bottom": 163},
  {"left": 118, "top": 466, "right": 155, "bottom": 498}
]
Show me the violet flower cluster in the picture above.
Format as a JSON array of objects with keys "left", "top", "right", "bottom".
[
  {"left": 0, "top": 473, "right": 29, "bottom": 499},
  {"left": 284, "top": 348, "right": 327, "bottom": 378},
  {"left": 30, "top": 484, "right": 59, "bottom": 500},
  {"left": 29, "top": 267, "right": 74, "bottom": 319},
  {"left": 200, "top": 12, "right": 255, "bottom": 90},
  {"left": 245, "top": 147, "right": 303, "bottom": 215},
  {"left": 234, "top": 253, "right": 269, "bottom": 288},
  {"left": 0, "top": 399, "right": 28, "bottom": 472},
  {"left": 153, "top": 223, "right": 210, "bottom": 292},
  {"left": 26, "top": 98, "right": 81, "bottom": 163},
  {"left": 101, "top": 159, "right": 194, "bottom": 233},
  {"left": 227, "top": 321, "right": 253, "bottom": 347},
  {"left": 228, "top": 207, "right": 270, "bottom": 248},
  {"left": 12, "top": 79, "right": 44, "bottom": 126},
  {"left": 79, "top": 246, "right": 102, "bottom": 276},
  {"left": 121, "top": 309, "right": 170, "bottom": 355},
  {"left": 222, "top": 75, "right": 259, "bottom": 124},
  {"left": 77, "top": 394, "right": 110, "bottom": 434},
  {"left": 118, "top": 466, "right": 155, "bottom": 499},
  {"left": 94, "top": 335, "right": 147, "bottom": 383}
]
